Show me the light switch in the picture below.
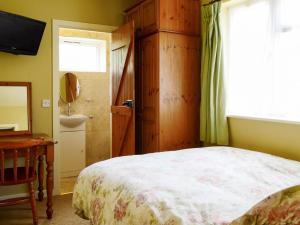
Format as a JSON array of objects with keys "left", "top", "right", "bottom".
[{"left": 42, "top": 99, "right": 51, "bottom": 108}]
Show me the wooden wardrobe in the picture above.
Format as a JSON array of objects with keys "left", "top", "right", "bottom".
[{"left": 125, "top": 0, "right": 201, "bottom": 154}]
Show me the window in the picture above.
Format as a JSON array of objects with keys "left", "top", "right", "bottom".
[
  {"left": 223, "top": 0, "right": 300, "bottom": 122},
  {"left": 59, "top": 37, "right": 106, "bottom": 73}
]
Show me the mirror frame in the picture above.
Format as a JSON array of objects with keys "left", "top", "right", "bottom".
[
  {"left": 60, "top": 72, "right": 80, "bottom": 104},
  {"left": 0, "top": 82, "right": 32, "bottom": 137}
]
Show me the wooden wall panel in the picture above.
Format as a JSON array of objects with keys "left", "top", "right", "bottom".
[{"left": 159, "top": 32, "right": 200, "bottom": 151}]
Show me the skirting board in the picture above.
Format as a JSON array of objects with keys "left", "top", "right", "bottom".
[
  {"left": 61, "top": 170, "right": 81, "bottom": 178},
  {"left": 0, "top": 190, "right": 47, "bottom": 201}
]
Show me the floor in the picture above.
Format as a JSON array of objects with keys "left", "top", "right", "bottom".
[
  {"left": 0, "top": 194, "right": 89, "bottom": 225},
  {"left": 61, "top": 177, "right": 77, "bottom": 194}
]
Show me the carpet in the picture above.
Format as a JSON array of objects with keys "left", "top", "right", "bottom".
[{"left": 0, "top": 194, "right": 89, "bottom": 225}]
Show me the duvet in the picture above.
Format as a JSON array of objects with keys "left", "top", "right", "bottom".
[{"left": 73, "top": 147, "right": 300, "bottom": 225}]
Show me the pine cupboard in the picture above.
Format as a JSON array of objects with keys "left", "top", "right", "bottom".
[
  {"left": 126, "top": 0, "right": 200, "bottom": 36},
  {"left": 125, "top": 0, "right": 200, "bottom": 154}
]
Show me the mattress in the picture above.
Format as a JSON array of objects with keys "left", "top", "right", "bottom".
[{"left": 72, "top": 147, "right": 300, "bottom": 225}]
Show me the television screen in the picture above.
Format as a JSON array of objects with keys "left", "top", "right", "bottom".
[{"left": 0, "top": 11, "right": 46, "bottom": 55}]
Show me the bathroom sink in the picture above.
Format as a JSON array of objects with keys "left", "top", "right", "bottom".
[{"left": 60, "top": 114, "right": 88, "bottom": 128}]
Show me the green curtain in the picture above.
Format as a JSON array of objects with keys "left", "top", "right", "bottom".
[{"left": 200, "top": 1, "right": 229, "bottom": 145}]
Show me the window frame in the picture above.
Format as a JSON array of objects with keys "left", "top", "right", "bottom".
[
  {"left": 222, "top": 0, "right": 300, "bottom": 124},
  {"left": 59, "top": 36, "right": 107, "bottom": 73}
]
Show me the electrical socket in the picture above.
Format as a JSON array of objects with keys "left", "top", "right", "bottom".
[{"left": 42, "top": 99, "right": 51, "bottom": 108}]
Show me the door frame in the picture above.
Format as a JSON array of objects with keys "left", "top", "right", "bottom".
[{"left": 52, "top": 19, "right": 116, "bottom": 195}]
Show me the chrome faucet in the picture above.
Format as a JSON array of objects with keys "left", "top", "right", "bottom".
[{"left": 67, "top": 103, "right": 71, "bottom": 116}]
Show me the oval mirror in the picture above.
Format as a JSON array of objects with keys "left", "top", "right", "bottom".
[{"left": 60, "top": 73, "right": 80, "bottom": 103}]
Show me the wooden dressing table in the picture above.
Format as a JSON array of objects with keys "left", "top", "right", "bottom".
[{"left": 0, "top": 134, "right": 55, "bottom": 219}]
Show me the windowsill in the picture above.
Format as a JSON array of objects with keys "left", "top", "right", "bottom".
[
  {"left": 227, "top": 115, "right": 300, "bottom": 126},
  {"left": 59, "top": 70, "right": 106, "bottom": 73}
]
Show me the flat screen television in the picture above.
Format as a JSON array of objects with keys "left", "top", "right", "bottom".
[{"left": 0, "top": 11, "right": 46, "bottom": 55}]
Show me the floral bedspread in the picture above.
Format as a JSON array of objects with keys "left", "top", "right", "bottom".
[
  {"left": 231, "top": 185, "right": 300, "bottom": 225},
  {"left": 72, "top": 147, "right": 300, "bottom": 225}
]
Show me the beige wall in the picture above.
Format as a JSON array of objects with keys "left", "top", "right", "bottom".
[
  {"left": 59, "top": 29, "right": 111, "bottom": 166},
  {"left": 60, "top": 73, "right": 111, "bottom": 165}
]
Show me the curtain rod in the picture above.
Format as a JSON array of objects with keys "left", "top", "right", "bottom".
[{"left": 202, "top": 0, "right": 221, "bottom": 6}]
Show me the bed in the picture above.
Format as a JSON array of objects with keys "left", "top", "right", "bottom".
[{"left": 72, "top": 147, "right": 300, "bottom": 225}]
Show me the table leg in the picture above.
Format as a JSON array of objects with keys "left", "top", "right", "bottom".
[
  {"left": 46, "top": 144, "right": 54, "bottom": 219},
  {"left": 38, "top": 155, "right": 44, "bottom": 201}
]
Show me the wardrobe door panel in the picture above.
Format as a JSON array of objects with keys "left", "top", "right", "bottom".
[
  {"left": 141, "top": 0, "right": 159, "bottom": 35},
  {"left": 159, "top": 32, "right": 200, "bottom": 151},
  {"left": 159, "top": 0, "right": 200, "bottom": 35},
  {"left": 126, "top": 7, "right": 142, "bottom": 31},
  {"left": 140, "top": 34, "right": 159, "bottom": 154}
]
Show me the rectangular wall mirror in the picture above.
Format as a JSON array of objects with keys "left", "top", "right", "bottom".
[{"left": 0, "top": 82, "right": 32, "bottom": 136}]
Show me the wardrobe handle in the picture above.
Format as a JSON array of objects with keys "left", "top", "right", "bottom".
[{"left": 122, "top": 100, "right": 135, "bottom": 108}]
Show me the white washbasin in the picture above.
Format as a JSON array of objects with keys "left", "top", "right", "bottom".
[{"left": 60, "top": 114, "right": 88, "bottom": 128}]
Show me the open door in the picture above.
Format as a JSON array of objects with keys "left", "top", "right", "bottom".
[{"left": 111, "top": 22, "right": 135, "bottom": 157}]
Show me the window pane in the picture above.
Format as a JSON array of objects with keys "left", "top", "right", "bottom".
[
  {"left": 224, "top": 0, "right": 300, "bottom": 122},
  {"left": 59, "top": 37, "right": 106, "bottom": 73},
  {"left": 277, "top": 0, "right": 300, "bottom": 29}
]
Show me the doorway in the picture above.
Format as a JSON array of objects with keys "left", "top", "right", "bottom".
[{"left": 52, "top": 20, "right": 116, "bottom": 195}]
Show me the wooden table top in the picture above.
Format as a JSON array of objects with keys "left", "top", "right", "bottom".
[{"left": 0, "top": 133, "right": 54, "bottom": 148}]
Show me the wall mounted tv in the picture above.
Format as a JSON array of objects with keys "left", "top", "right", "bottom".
[{"left": 0, "top": 11, "right": 46, "bottom": 56}]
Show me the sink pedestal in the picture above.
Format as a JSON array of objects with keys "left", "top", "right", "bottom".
[{"left": 60, "top": 114, "right": 88, "bottom": 178}]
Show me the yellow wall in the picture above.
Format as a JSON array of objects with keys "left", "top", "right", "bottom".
[
  {"left": 0, "top": 0, "right": 135, "bottom": 137},
  {"left": 229, "top": 117, "right": 300, "bottom": 161},
  {"left": 0, "top": 106, "right": 28, "bottom": 130}
]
